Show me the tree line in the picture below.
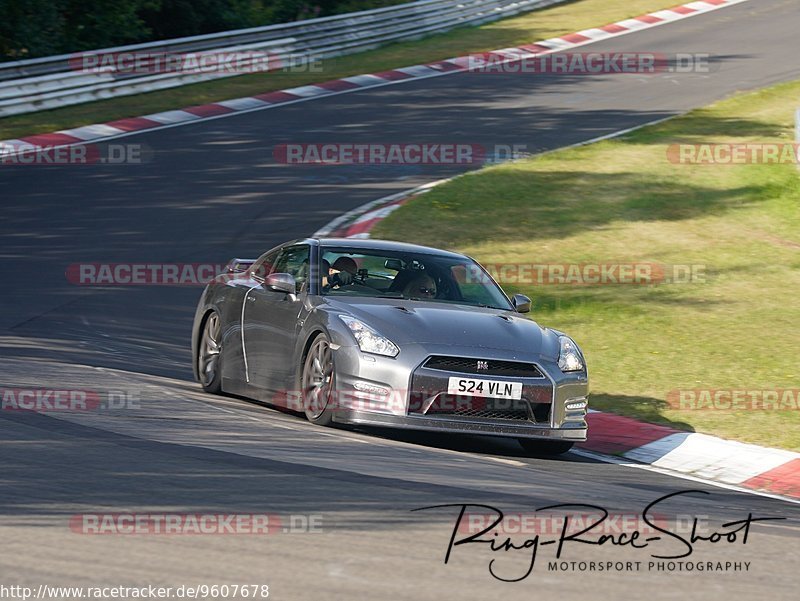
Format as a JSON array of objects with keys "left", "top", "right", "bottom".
[{"left": 0, "top": 0, "right": 409, "bottom": 61}]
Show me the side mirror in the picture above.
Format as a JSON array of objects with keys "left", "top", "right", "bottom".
[
  {"left": 266, "top": 272, "right": 296, "bottom": 294},
  {"left": 511, "top": 294, "right": 531, "bottom": 313}
]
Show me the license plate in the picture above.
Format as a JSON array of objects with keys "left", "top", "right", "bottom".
[{"left": 447, "top": 377, "right": 523, "bottom": 400}]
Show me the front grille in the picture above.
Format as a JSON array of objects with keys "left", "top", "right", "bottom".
[
  {"left": 450, "top": 407, "right": 530, "bottom": 421},
  {"left": 423, "top": 355, "right": 544, "bottom": 378},
  {"left": 426, "top": 394, "right": 531, "bottom": 421}
]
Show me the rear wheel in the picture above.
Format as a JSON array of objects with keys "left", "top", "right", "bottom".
[
  {"left": 301, "top": 334, "right": 336, "bottom": 426},
  {"left": 198, "top": 311, "right": 222, "bottom": 394},
  {"left": 518, "top": 439, "right": 574, "bottom": 456}
]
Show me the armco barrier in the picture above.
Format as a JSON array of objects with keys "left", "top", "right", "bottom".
[{"left": 0, "top": 0, "right": 564, "bottom": 117}]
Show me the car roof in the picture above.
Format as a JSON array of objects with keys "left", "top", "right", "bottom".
[{"left": 310, "top": 237, "right": 468, "bottom": 260}]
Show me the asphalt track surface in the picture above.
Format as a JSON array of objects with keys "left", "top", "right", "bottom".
[{"left": 1, "top": 1, "right": 799, "bottom": 599}]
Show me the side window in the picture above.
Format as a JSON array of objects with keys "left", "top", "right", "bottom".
[
  {"left": 250, "top": 249, "right": 281, "bottom": 281},
  {"left": 272, "top": 245, "right": 311, "bottom": 292}
]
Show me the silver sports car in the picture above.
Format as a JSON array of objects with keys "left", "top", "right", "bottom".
[{"left": 191, "top": 238, "right": 588, "bottom": 454}]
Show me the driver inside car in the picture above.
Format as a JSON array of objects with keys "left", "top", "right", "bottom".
[
  {"left": 321, "top": 259, "right": 354, "bottom": 289},
  {"left": 332, "top": 256, "right": 358, "bottom": 277}
]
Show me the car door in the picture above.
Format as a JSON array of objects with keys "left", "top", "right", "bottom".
[
  {"left": 222, "top": 248, "right": 281, "bottom": 385},
  {"left": 243, "top": 244, "right": 311, "bottom": 391}
]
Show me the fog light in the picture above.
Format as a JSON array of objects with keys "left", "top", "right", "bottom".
[
  {"left": 353, "top": 381, "right": 390, "bottom": 396},
  {"left": 565, "top": 398, "right": 587, "bottom": 411}
]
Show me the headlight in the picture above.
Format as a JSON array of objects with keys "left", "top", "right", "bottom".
[
  {"left": 339, "top": 316, "right": 399, "bottom": 357},
  {"left": 558, "top": 336, "right": 584, "bottom": 372}
]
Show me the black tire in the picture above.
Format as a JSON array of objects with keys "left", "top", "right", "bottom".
[
  {"left": 301, "top": 333, "right": 336, "bottom": 426},
  {"left": 518, "top": 439, "right": 574, "bottom": 456},
  {"left": 197, "top": 311, "right": 223, "bottom": 394}
]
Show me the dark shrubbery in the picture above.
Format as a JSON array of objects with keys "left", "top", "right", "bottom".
[{"left": 0, "top": 0, "right": 410, "bottom": 60}]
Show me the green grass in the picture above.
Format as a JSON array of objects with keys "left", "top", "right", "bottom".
[
  {"left": 373, "top": 79, "right": 800, "bottom": 451},
  {"left": 0, "top": 0, "right": 680, "bottom": 140}
]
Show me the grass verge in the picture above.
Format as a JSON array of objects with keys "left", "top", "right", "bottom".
[
  {"left": 372, "top": 79, "right": 800, "bottom": 451},
  {"left": 2, "top": 0, "right": 681, "bottom": 140}
]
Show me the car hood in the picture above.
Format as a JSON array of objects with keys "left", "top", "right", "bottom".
[{"left": 324, "top": 297, "right": 555, "bottom": 355}]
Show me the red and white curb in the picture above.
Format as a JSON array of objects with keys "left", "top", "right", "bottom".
[
  {"left": 0, "top": 0, "right": 751, "bottom": 156},
  {"left": 313, "top": 180, "right": 446, "bottom": 238},
  {"left": 580, "top": 413, "right": 800, "bottom": 500}
]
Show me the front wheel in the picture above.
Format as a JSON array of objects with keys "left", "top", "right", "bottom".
[
  {"left": 518, "top": 439, "right": 574, "bottom": 456},
  {"left": 198, "top": 311, "right": 223, "bottom": 394},
  {"left": 301, "top": 334, "right": 336, "bottom": 426}
]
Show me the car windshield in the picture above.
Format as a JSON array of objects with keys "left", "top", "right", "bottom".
[{"left": 319, "top": 246, "right": 513, "bottom": 311}]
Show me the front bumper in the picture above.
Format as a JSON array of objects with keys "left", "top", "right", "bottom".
[
  {"left": 330, "top": 343, "right": 588, "bottom": 441},
  {"left": 341, "top": 410, "right": 587, "bottom": 440}
]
